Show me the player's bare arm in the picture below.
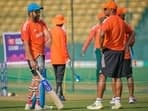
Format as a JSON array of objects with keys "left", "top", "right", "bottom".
[
  {"left": 125, "top": 31, "right": 135, "bottom": 53},
  {"left": 99, "top": 30, "right": 105, "bottom": 51},
  {"left": 23, "top": 40, "right": 37, "bottom": 69},
  {"left": 44, "top": 28, "right": 52, "bottom": 48}
]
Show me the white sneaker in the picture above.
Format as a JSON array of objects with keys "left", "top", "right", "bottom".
[
  {"left": 24, "top": 104, "right": 32, "bottom": 110},
  {"left": 87, "top": 101, "right": 103, "bottom": 110},
  {"left": 43, "top": 105, "right": 53, "bottom": 110},
  {"left": 110, "top": 97, "right": 115, "bottom": 104},
  {"left": 35, "top": 104, "right": 42, "bottom": 110},
  {"left": 112, "top": 103, "right": 122, "bottom": 109},
  {"left": 129, "top": 97, "right": 136, "bottom": 104}
]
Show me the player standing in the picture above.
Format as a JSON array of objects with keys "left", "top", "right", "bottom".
[
  {"left": 110, "top": 7, "right": 136, "bottom": 104},
  {"left": 87, "top": 0, "right": 134, "bottom": 110},
  {"left": 81, "top": 12, "right": 106, "bottom": 83},
  {"left": 21, "top": 3, "right": 51, "bottom": 110},
  {"left": 49, "top": 14, "right": 70, "bottom": 101}
]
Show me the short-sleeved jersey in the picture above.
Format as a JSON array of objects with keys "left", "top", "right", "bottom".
[
  {"left": 50, "top": 26, "right": 69, "bottom": 64},
  {"left": 101, "top": 15, "right": 132, "bottom": 51},
  {"left": 21, "top": 19, "right": 47, "bottom": 60}
]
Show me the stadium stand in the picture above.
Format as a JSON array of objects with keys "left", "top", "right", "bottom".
[
  {"left": 0, "top": 0, "right": 148, "bottom": 61},
  {"left": 0, "top": 0, "right": 147, "bottom": 43}
]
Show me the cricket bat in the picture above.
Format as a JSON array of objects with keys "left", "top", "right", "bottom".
[
  {"left": 36, "top": 70, "right": 64, "bottom": 110},
  {"left": 40, "top": 69, "right": 47, "bottom": 108}
]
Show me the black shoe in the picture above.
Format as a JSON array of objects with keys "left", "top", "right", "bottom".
[{"left": 59, "top": 95, "right": 66, "bottom": 101}]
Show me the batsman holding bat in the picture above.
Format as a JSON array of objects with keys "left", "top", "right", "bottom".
[
  {"left": 21, "top": 3, "right": 51, "bottom": 110},
  {"left": 49, "top": 14, "right": 70, "bottom": 101}
]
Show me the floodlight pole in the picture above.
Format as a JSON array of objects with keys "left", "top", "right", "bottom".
[
  {"left": 40, "top": 0, "right": 44, "bottom": 18},
  {"left": 70, "top": 0, "right": 75, "bottom": 92}
]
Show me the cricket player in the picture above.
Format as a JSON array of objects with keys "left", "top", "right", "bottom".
[
  {"left": 87, "top": 0, "right": 135, "bottom": 110},
  {"left": 110, "top": 7, "right": 136, "bottom": 104},
  {"left": 49, "top": 14, "right": 70, "bottom": 101},
  {"left": 81, "top": 12, "right": 106, "bottom": 83},
  {"left": 21, "top": 3, "right": 51, "bottom": 110}
]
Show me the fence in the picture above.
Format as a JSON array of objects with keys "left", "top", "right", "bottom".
[{"left": 0, "top": 62, "right": 8, "bottom": 96}]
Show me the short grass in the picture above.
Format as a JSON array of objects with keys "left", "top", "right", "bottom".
[
  {"left": 0, "top": 92, "right": 148, "bottom": 111},
  {"left": 0, "top": 67, "right": 148, "bottom": 111}
]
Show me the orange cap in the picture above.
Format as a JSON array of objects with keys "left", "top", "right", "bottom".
[
  {"left": 103, "top": 0, "right": 118, "bottom": 9},
  {"left": 97, "top": 12, "right": 105, "bottom": 19},
  {"left": 117, "top": 7, "right": 127, "bottom": 15},
  {"left": 52, "top": 14, "right": 66, "bottom": 25}
]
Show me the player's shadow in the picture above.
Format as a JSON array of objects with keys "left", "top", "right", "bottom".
[
  {"left": 62, "top": 106, "right": 87, "bottom": 110},
  {"left": 123, "top": 106, "right": 148, "bottom": 110},
  {"left": 0, "top": 105, "right": 24, "bottom": 109}
]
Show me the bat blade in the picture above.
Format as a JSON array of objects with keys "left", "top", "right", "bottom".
[
  {"left": 41, "top": 79, "right": 52, "bottom": 92},
  {"left": 48, "top": 90, "right": 64, "bottom": 110},
  {"left": 36, "top": 70, "right": 63, "bottom": 109}
]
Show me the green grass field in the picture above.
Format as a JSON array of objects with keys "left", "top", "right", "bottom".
[
  {"left": 0, "top": 92, "right": 148, "bottom": 111},
  {"left": 0, "top": 67, "right": 148, "bottom": 111}
]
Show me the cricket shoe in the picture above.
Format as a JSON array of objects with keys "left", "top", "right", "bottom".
[
  {"left": 25, "top": 103, "right": 32, "bottom": 110},
  {"left": 35, "top": 104, "right": 42, "bottom": 110},
  {"left": 59, "top": 95, "right": 66, "bottom": 101},
  {"left": 129, "top": 97, "right": 136, "bottom": 104},
  {"left": 110, "top": 97, "right": 115, "bottom": 104},
  {"left": 87, "top": 101, "right": 103, "bottom": 110},
  {"left": 112, "top": 103, "right": 122, "bottom": 109}
]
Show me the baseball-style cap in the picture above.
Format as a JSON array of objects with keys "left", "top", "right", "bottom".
[
  {"left": 117, "top": 7, "right": 127, "bottom": 15},
  {"left": 52, "top": 14, "right": 66, "bottom": 25},
  {"left": 27, "top": 3, "right": 43, "bottom": 12},
  {"left": 103, "top": 0, "right": 118, "bottom": 9}
]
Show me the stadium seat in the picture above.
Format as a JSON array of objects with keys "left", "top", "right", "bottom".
[{"left": 0, "top": 0, "right": 147, "bottom": 43}]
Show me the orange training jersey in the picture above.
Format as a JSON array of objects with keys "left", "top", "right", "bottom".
[
  {"left": 21, "top": 19, "right": 47, "bottom": 60},
  {"left": 50, "top": 26, "right": 69, "bottom": 64},
  {"left": 101, "top": 15, "right": 131, "bottom": 51},
  {"left": 82, "top": 24, "right": 101, "bottom": 52}
]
